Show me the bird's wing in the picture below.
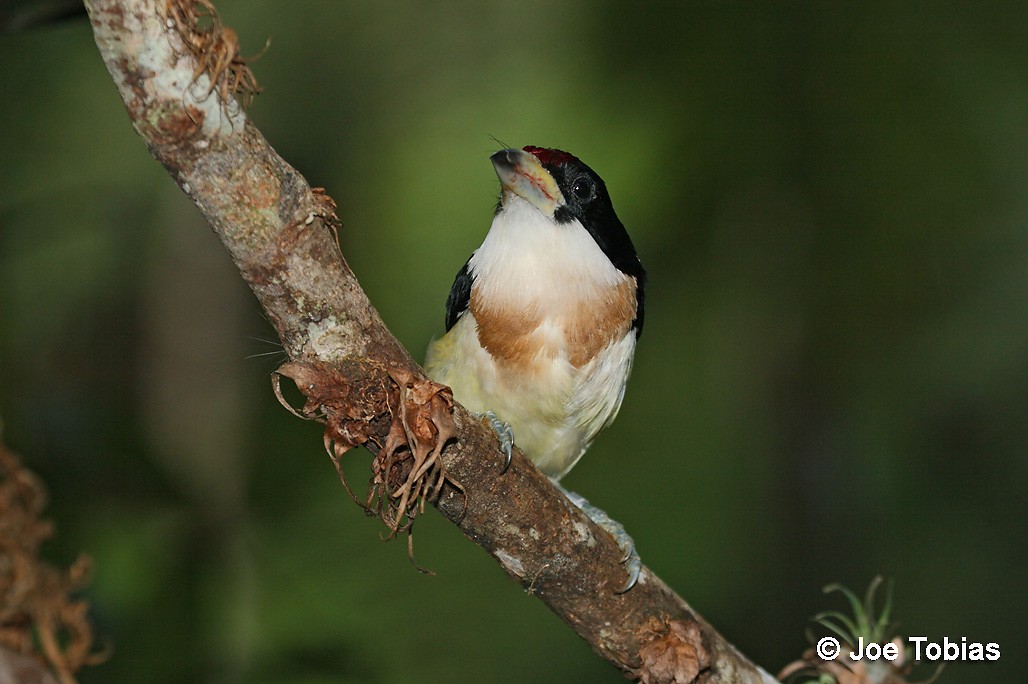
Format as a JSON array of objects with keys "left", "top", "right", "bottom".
[{"left": 445, "top": 257, "right": 475, "bottom": 331}]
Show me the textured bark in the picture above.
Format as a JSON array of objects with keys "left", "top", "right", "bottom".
[{"left": 83, "top": 1, "right": 778, "bottom": 681}]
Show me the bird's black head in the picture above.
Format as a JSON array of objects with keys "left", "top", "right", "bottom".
[{"left": 522, "top": 146, "right": 647, "bottom": 333}]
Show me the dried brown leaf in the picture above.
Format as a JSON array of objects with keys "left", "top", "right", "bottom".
[
  {"left": 273, "top": 361, "right": 462, "bottom": 566},
  {"left": 637, "top": 618, "right": 710, "bottom": 684},
  {"left": 167, "top": 0, "right": 266, "bottom": 112},
  {"left": 0, "top": 440, "right": 105, "bottom": 684}
]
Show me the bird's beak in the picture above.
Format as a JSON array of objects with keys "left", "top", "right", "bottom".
[{"left": 491, "top": 148, "right": 565, "bottom": 217}]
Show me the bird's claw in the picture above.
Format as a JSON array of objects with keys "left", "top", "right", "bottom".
[
  {"left": 558, "top": 485, "right": 641, "bottom": 593},
  {"left": 476, "top": 411, "right": 514, "bottom": 473},
  {"left": 615, "top": 537, "right": 642, "bottom": 594}
]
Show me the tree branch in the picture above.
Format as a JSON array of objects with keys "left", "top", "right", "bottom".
[{"left": 84, "top": 1, "right": 778, "bottom": 681}]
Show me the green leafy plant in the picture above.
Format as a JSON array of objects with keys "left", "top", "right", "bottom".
[{"left": 779, "top": 577, "right": 941, "bottom": 684}]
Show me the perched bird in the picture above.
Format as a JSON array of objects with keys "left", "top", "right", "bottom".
[{"left": 425, "top": 145, "right": 645, "bottom": 589}]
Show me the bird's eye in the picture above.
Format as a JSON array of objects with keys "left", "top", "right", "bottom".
[{"left": 571, "top": 176, "right": 595, "bottom": 202}]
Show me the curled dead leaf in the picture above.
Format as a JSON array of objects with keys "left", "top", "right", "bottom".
[
  {"left": 310, "top": 187, "right": 343, "bottom": 247},
  {"left": 374, "top": 369, "right": 460, "bottom": 531},
  {"left": 637, "top": 618, "right": 710, "bottom": 684},
  {"left": 0, "top": 441, "right": 106, "bottom": 683},
  {"left": 168, "top": 0, "right": 266, "bottom": 111},
  {"left": 272, "top": 360, "right": 462, "bottom": 565}
]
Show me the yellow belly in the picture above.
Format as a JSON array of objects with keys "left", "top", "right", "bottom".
[{"left": 425, "top": 312, "right": 634, "bottom": 480}]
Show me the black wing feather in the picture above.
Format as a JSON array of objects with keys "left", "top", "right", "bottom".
[{"left": 444, "top": 257, "right": 474, "bottom": 331}]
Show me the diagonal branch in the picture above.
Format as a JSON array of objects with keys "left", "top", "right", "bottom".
[{"left": 83, "top": 1, "right": 778, "bottom": 681}]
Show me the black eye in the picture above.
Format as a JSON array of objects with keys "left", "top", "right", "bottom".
[{"left": 571, "top": 175, "right": 595, "bottom": 202}]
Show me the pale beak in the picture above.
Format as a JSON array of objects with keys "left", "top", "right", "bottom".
[{"left": 491, "top": 148, "right": 566, "bottom": 217}]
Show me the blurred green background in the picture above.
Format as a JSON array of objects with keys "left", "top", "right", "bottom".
[{"left": 1, "top": 1, "right": 1025, "bottom": 682}]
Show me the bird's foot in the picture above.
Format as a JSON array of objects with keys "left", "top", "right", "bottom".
[
  {"left": 475, "top": 411, "right": 514, "bottom": 473},
  {"left": 558, "top": 486, "right": 641, "bottom": 593}
]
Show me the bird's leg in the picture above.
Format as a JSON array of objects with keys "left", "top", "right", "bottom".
[
  {"left": 475, "top": 411, "right": 514, "bottom": 473},
  {"left": 555, "top": 483, "right": 641, "bottom": 593}
]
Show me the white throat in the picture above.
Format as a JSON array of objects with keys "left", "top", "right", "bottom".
[{"left": 469, "top": 196, "right": 623, "bottom": 307}]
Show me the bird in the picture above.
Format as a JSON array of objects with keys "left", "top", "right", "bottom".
[{"left": 424, "top": 145, "right": 646, "bottom": 590}]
